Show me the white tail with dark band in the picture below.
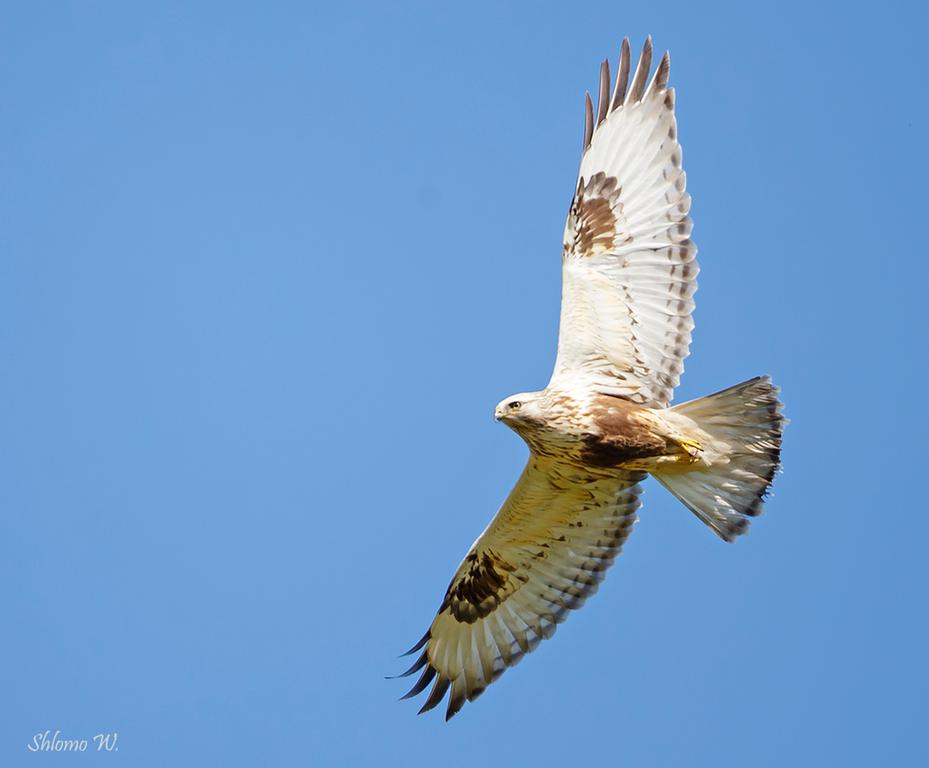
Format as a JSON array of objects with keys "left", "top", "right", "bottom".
[{"left": 655, "top": 376, "right": 786, "bottom": 542}]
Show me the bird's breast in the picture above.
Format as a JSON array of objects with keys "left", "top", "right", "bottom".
[{"left": 525, "top": 391, "right": 670, "bottom": 469}]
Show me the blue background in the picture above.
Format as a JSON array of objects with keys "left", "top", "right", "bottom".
[{"left": 2, "top": 1, "right": 926, "bottom": 765}]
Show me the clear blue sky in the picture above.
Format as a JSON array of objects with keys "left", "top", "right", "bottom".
[{"left": 2, "top": 1, "right": 926, "bottom": 765}]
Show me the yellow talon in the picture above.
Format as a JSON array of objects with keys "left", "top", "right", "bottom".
[{"left": 679, "top": 438, "right": 703, "bottom": 461}]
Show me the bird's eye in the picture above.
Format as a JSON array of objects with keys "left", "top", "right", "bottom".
[{"left": 508, "top": 401, "right": 521, "bottom": 410}]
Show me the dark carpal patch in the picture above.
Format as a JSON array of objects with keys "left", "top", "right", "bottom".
[
  {"left": 441, "top": 550, "right": 522, "bottom": 624},
  {"left": 565, "top": 172, "right": 624, "bottom": 260}
]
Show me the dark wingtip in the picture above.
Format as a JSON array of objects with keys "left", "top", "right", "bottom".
[
  {"left": 401, "top": 663, "right": 437, "bottom": 701},
  {"left": 400, "top": 630, "right": 429, "bottom": 657},
  {"left": 417, "top": 676, "right": 450, "bottom": 714},
  {"left": 583, "top": 91, "right": 594, "bottom": 150},
  {"left": 596, "top": 59, "right": 610, "bottom": 127},
  {"left": 387, "top": 649, "right": 429, "bottom": 680},
  {"left": 445, "top": 685, "right": 466, "bottom": 721},
  {"left": 611, "top": 37, "right": 631, "bottom": 110},
  {"left": 629, "top": 36, "right": 653, "bottom": 103},
  {"left": 650, "top": 50, "right": 670, "bottom": 93}
]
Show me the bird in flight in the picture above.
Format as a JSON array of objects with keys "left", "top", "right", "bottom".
[{"left": 394, "top": 36, "right": 785, "bottom": 721}]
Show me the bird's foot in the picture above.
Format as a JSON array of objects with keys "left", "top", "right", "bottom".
[{"left": 679, "top": 437, "right": 703, "bottom": 462}]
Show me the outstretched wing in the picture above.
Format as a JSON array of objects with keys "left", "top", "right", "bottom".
[
  {"left": 550, "top": 37, "right": 698, "bottom": 408},
  {"left": 396, "top": 457, "right": 644, "bottom": 720}
]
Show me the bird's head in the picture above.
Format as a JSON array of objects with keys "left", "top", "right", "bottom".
[{"left": 494, "top": 391, "right": 545, "bottom": 431}]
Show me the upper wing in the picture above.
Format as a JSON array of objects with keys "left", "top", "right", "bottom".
[
  {"left": 396, "top": 457, "right": 644, "bottom": 720},
  {"left": 550, "top": 37, "right": 698, "bottom": 408}
]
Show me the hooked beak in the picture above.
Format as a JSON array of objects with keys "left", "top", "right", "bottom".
[{"left": 494, "top": 406, "right": 504, "bottom": 422}]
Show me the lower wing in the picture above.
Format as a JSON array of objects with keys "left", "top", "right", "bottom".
[{"left": 395, "top": 457, "right": 644, "bottom": 719}]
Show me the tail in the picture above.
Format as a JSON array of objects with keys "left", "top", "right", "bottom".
[{"left": 654, "top": 376, "right": 786, "bottom": 542}]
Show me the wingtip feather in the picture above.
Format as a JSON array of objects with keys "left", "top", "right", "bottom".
[
  {"left": 647, "top": 50, "right": 670, "bottom": 96},
  {"left": 582, "top": 91, "right": 594, "bottom": 151},
  {"left": 400, "top": 631, "right": 429, "bottom": 657},
  {"left": 401, "top": 663, "right": 436, "bottom": 700},
  {"left": 596, "top": 59, "right": 610, "bottom": 126},
  {"left": 417, "top": 676, "right": 451, "bottom": 715},
  {"left": 629, "top": 36, "right": 653, "bottom": 103},
  {"left": 610, "top": 37, "right": 631, "bottom": 111},
  {"left": 388, "top": 649, "right": 429, "bottom": 680}
]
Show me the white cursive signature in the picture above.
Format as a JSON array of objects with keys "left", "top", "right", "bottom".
[{"left": 27, "top": 730, "right": 118, "bottom": 753}]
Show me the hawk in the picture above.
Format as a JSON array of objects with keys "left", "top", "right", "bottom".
[{"left": 394, "top": 36, "right": 785, "bottom": 720}]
